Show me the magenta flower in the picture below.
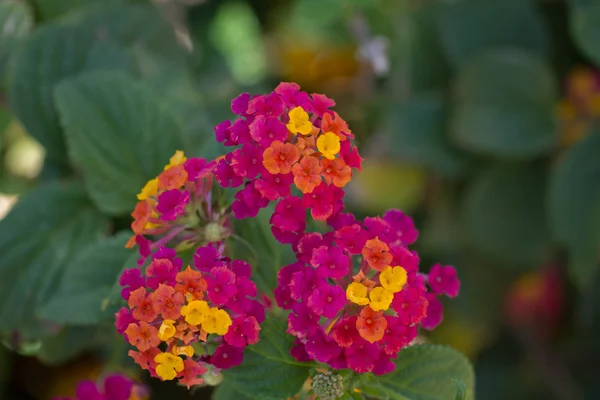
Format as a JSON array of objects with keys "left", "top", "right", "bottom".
[
  {"left": 226, "top": 276, "right": 256, "bottom": 313},
  {"left": 231, "top": 92, "right": 251, "bottom": 116},
  {"left": 254, "top": 172, "right": 293, "bottom": 200},
  {"left": 229, "top": 118, "right": 252, "bottom": 144},
  {"left": 345, "top": 339, "right": 379, "bottom": 373},
  {"left": 184, "top": 157, "right": 214, "bottom": 181},
  {"left": 232, "top": 182, "right": 269, "bottom": 219},
  {"left": 274, "top": 82, "right": 310, "bottom": 109},
  {"left": 392, "top": 286, "right": 429, "bottom": 326},
  {"left": 119, "top": 268, "right": 145, "bottom": 300},
  {"left": 74, "top": 381, "right": 103, "bottom": 400},
  {"left": 249, "top": 115, "right": 288, "bottom": 147},
  {"left": 334, "top": 224, "right": 368, "bottom": 255},
  {"left": 289, "top": 268, "right": 319, "bottom": 301},
  {"left": 372, "top": 352, "right": 395, "bottom": 376},
  {"left": 270, "top": 197, "right": 306, "bottom": 233},
  {"left": 421, "top": 293, "right": 444, "bottom": 330},
  {"left": 381, "top": 316, "right": 417, "bottom": 355},
  {"left": 310, "top": 93, "right": 336, "bottom": 117},
  {"left": 211, "top": 343, "right": 244, "bottom": 369},
  {"left": 327, "top": 211, "right": 356, "bottom": 230},
  {"left": 307, "top": 283, "right": 345, "bottom": 318},
  {"left": 115, "top": 307, "right": 135, "bottom": 335},
  {"left": 288, "top": 302, "right": 320, "bottom": 338},
  {"left": 384, "top": 209, "right": 418, "bottom": 245},
  {"left": 303, "top": 182, "right": 335, "bottom": 221},
  {"left": 246, "top": 299, "right": 266, "bottom": 323},
  {"left": 290, "top": 338, "right": 312, "bottom": 362},
  {"left": 156, "top": 189, "right": 189, "bottom": 221},
  {"left": 231, "top": 144, "right": 266, "bottom": 179},
  {"left": 215, "top": 156, "right": 244, "bottom": 188},
  {"left": 103, "top": 374, "right": 134, "bottom": 400},
  {"left": 214, "top": 120, "right": 233, "bottom": 145},
  {"left": 271, "top": 226, "right": 300, "bottom": 246},
  {"left": 224, "top": 315, "right": 260, "bottom": 347},
  {"left": 145, "top": 258, "right": 178, "bottom": 290},
  {"left": 194, "top": 244, "right": 222, "bottom": 273},
  {"left": 206, "top": 266, "right": 237, "bottom": 306},
  {"left": 331, "top": 316, "right": 360, "bottom": 348},
  {"left": 296, "top": 232, "right": 330, "bottom": 263},
  {"left": 305, "top": 328, "right": 342, "bottom": 362},
  {"left": 428, "top": 264, "right": 460, "bottom": 297},
  {"left": 311, "top": 245, "right": 349, "bottom": 280},
  {"left": 230, "top": 260, "right": 252, "bottom": 277},
  {"left": 247, "top": 92, "right": 284, "bottom": 117}
]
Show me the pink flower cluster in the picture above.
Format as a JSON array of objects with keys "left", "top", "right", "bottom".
[{"left": 53, "top": 373, "right": 147, "bottom": 400}]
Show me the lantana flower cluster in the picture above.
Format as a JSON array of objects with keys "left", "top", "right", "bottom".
[
  {"left": 212, "top": 82, "right": 363, "bottom": 243},
  {"left": 127, "top": 151, "right": 230, "bottom": 262},
  {"left": 53, "top": 373, "right": 148, "bottom": 400},
  {"left": 274, "top": 209, "right": 460, "bottom": 374},
  {"left": 117, "top": 243, "right": 264, "bottom": 387}
]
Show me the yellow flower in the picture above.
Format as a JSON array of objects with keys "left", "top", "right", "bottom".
[
  {"left": 202, "top": 307, "right": 232, "bottom": 335},
  {"left": 379, "top": 266, "right": 407, "bottom": 293},
  {"left": 154, "top": 352, "right": 184, "bottom": 380},
  {"left": 286, "top": 106, "right": 313, "bottom": 135},
  {"left": 164, "top": 150, "right": 187, "bottom": 170},
  {"left": 158, "top": 319, "right": 176, "bottom": 341},
  {"left": 317, "top": 132, "right": 341, "bottom": 160},
  {"left": 172, "top": 345, "right": 194, "bottom": 357},
  {"left": 180, "top": 300, "right": 210, "bottom": 326},
  {"left": 346, "top": 282, "right": 369, "bottom": 306},
  {"left": 137, "top": 178, "right": 158, "bottom": 200},
  {"left": 369, "top": 287, "right": 394, "bottom": 311}
]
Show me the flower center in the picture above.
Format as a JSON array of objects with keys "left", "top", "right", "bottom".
[
  {"left": 327, "top": 296, "right": 332, "bottom": 302},
  {"left": 367, "top": 319, "right": 373, "bottom": 324},
  {"left": 279, "top": 154, "right": 286, "bottom": 161}
]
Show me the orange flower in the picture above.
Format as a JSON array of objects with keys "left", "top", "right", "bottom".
[
  {"left": 174, "top": 321, "right": 199, "bottom": 344},
  {"left": 296, "top": 135, "right": 317, "bottom": 156},
  {"left": 321, "top": 158, "right": 351, "bottom": 188},
  {"left": 361, "top": 238, "right": 392, "bottom": 272},
  {"left": 128, "top": 347, "right": 161, "bottom": 371},
  {"left": 321, "top": 111, "right": 351, "bottom": 140},
  {"left": 129, "top": 287, "right": 159, "bottom": 322},
  {"left": 292, "top": 156, "right": 322, "bottom": 193},
  {"left": 263, "top": 140, "right": 300, "bottom": 174},
  {"left": 152, "top": 284, "right": 185, "bottom": 320},
  {"left": 131, "top": 200, "right": 154, "bottom": 234},
  {"left": 125, "top": 321, "right": 161, "bottom": 352},
  {"left": 158, "top": 164, "right": 188, "bottom": 190},
  {"left": 176, "top": 266, "right": 207, "bottom": 301},
  {"left": 356, "top": 306, "right": 387, "bottom": 343}
]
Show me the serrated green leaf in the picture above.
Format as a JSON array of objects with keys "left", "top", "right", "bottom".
[
  {"left": 453, "top": 378, "right": 467, "bottom": 400},
  {"left": 450, "top": 49, "right": 558, "bottom": 158},
  {"left": 0, "top": 0, "right": 33, "bottom": 84},
  {"left": 571, "top": 2, "right": 600, "bottom": 67},
  {"left": 377, "top": 344, "right": 475, "bottom": 400},
  {"left": 549, "top": 132, "right": 600, "bottom": 289},
  {"left": 230, "top": 206, "right": 296, "bottom": 293},
  {"left": 385, "top": 92, "right": 470, "bottom": 177},
  {"left": 39, "top": 232, "right": 133, "bottom": 325},
  {"left": 9, "top": 2, "right": 184, "bottom": 161},
  {"left": 463, "top": 163, "right": 551, "bottom": 269},
  {"left": 54, "top": 71, "right": 187, "bottom": 215},
  {"left": 222, "top": 316, "right": 312, "bottom": 400},
  {"left": 438, "top": 0, "right": 548, "bottom": 67},
  {"left": 0, "top": 182, "right": 109, "bottom": 341}
]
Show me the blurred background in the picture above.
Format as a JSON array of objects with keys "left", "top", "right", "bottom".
[{"left": 1, "top": 0, "right": 600, "bottom": 399}]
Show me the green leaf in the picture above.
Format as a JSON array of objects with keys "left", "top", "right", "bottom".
[
  {"left": 39, "top": 232, "right": 133, "bottom": 325},
  {"left": 37, "top": 326, "right": 106, "bottom": 365},
  {"left": 438, "top": 0, "right": 548, "bottom": 67},
  {"left": 9, "top": 2, "right": 183, "bottom": 161},
  {"left": 0, "top": 182, "right": 109, "bottom": 341},
  {"left": 378, "top": 344, "right": 475, "bottom": 400},
  {"left": 386, "top": 92, "right": 470, "bottom": 177},
  {"left": 33, "top": 0, "right": 105, "bottom": 21},
  {"left": 212, "top": 385, "right": 254, "bottom": 400},
  {"left": 450, "top": 49, "right": 558, "bottom": 158},
  {"left": 230, "top": 206, "right": 296, "bottom": 294},
  {"left": 549, "top": 132, "right": 600, "bottom": 289},
  {"left": 54, "top": 71, "right": 187, "bottom": 215},
  {"left": 453, "top": 378, "right": 468, "bottom": 400},
  {"left": 571, "top": 2, "right": 600, "bottom": 67},
  {"left": 0, "top": 0, "right": 33, "bottom": 83},
  {"left": 222, "top": 316, "right": 312, "bottom": 400},
  {"left": 463, "top": 163, "right": 551, "bottom": 269}
]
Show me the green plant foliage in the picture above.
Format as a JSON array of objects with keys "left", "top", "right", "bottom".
[
  {"left": 37, "top": 326, "right": 106, "bottom": 365},
  {"left": 0, "top": 0, "right": 32, "bottom": 84},
  {"left": 450, "top": 49, "right": 558, "bottom": 158},
  {"left": 438, "top": 0, "right": 548, "bottom": 67},
  {"left": 549, "top": 132, "right": 600, "bottom": 289},
  {"left": 386, "top": 92, "right": 469, "bottom": 177},
  {"left": 571, "top": 1, "right": 600, "bottom": 66},
  {"left": 54, "top": 71, "right": 187, "bottom": 215},
  {"left": 32, "top": 0, "right": 106, "bottom": 21},
  {"left": 463, "top": 163, "right": 551, "bottom": 269},
  {"left": 376, "top": 345, "right": 475, "bottom": 400},
  {"left": 39, "top": 232, "right": 133, "bottom": 325},
  {"left": 0, "top": 183, "right": 109, "bottom": 341},
  {"left": 221, "top": 316, "right": 312, "bottom": 400}
]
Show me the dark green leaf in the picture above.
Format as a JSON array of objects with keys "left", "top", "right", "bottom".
[
  {"left": 212, "top": 384, "right": 254, "bottom": 400},
  {"left": 0, "top": 0, "right": 33, "bottom": 83},
  {"left": 463, "top": 163, "right": 551, "bottom": 269},
  {"left": 571, "top": 2, "right": 600, "bottom": 67},
  {"left": 222, "top": 316, "right": 312, "bottom": 400},
  {"left": 33, "top": 0, "right": 106, "bottom": 20},
  {"left": 450, "top": 49, "right": 558, "bottom": 158},
  {"left": 37, "top": 326, "right": 106, "bottom": 365},
  {"left": 438, "top": 0, "right": 548, "bottom": 67},
  {"left": 54, "top": 71, "right": 187, "bottom": 215},
  {"left": 0, "top": 182, "right": 109, "bottom": 341},
  {"left": 378, "top": 344, "right": 475, "bottom": 400},
  {"left": 39, "top": 232, "right": 133, "bottom": 325},
  {"left": 230, "top": 206, "right": 296, "bottom": 294},
  {"left": 386, "top": 92, "right": 470, "bottom": 177},
  {"left": 549, "top": 132, "right": 600, "bottom": 289}
]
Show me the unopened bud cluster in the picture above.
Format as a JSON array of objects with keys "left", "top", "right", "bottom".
[{"left": 311, "top": 371, "right": 344, "bottom": 400}]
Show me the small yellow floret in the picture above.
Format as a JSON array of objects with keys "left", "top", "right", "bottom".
[
  {"left": 158, "top": 319, "right": 176, "bottom": 341},
  {"left": 286, "top": 106, "right": 313, "bottom": 135},
  {"left": 172, "top": 345, "right": 194, "bottom": 357},
  {"left": 346, "top": 282, "right": 370, "bottom": 306},
  {"left": 369, "top": 287, "right": 394, "bottom": 311},
  {"left": 164, "top": 150, "right": 187, "bottom": 170},
  {"left": 154, "top": 352, "right": 184, "bottom": 380},
  {"left": 379, "top": 266, "right": 408, "bottom": 293},
  {"left": 180, "top": 300, "right": 210, "bottom": 326},
  {"left": 137, "top": 178, "right": 158, "bottom": 200},
  {"left": 316, "top": 132, "right": 341, "bottom": 160},
  {"left": 202, "top": 307, "right": 232, "bottom": 336}
]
